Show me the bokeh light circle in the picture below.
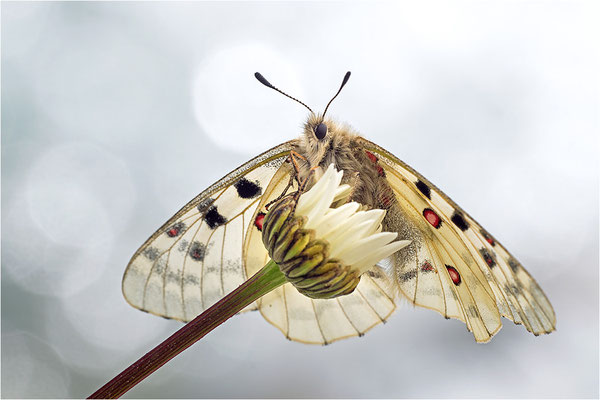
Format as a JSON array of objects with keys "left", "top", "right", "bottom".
[
  {"left": 3, "top": 142, "right": 135, "bottom": 297},
  {"left": 26, "top": 142, "right": 135, "bottom": 248},
  {"left": 1, "top": 330, "right": 71, "bottom": 398}
]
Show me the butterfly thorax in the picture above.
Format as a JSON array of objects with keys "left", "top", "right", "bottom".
[{"left": 296, "top": 114, "right": 391, "bottom": 210}]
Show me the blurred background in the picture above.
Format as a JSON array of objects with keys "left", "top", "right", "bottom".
[{"left": 2, "top": 1, "right": 598, "bottom": 398}]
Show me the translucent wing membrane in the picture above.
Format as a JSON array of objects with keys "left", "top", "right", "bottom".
[
  {"left": 361, "top": 139, "right": 556, "bottom": 342},
  {"left": 259, "top": 272, "right": 396, "bottom": 344},
  {"left": 123, "top": 142, "right": 295, "bottom": 321}
]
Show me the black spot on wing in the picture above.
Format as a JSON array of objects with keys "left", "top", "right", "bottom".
[
  {"left": 468, "top": 306, "right": 480, "bottom": 318},
  {"left": 184, "top": 274, "right": 200, "bottom": 286},
  {"left": 508, "top": 258, "right": 519, "bottom": 273},
  {"left": 204, "top": 206, "right": 227, "bottom": 229},
  {"left": 143, "top": 247, "right": 159, "bottom": 260},
  {"left": 153, "top": 259, "right": 167, "bottom": 274},
  {"left": 234, "top": 178, "right": 262, "bottom": 199},
  {"left": 399, "top": 269, "right": 417, "bottom": 282},
  {"left": 177, "top": 239, "right": 189, "bottom": 253},
  {"left": 165, "top": 271, "right": 181, "bottom": 283},
  {"left": 451, "top": 211, "right": 469, "bottom": 231},
  {"left": 189, "top": 241, "right": 206, "bottom": 261},
  {"left": 366, "top": 269, "right": 383, "bottom": 279},
  {"left": 415, "top": 180, "right": 431, "bottom": 199}
]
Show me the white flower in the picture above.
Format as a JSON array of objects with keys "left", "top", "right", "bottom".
[
  {"left": 262, "top": 164, "right": 410, "bottom": 299},
  {"left": 296, "top": 163, "right": 410, "bottom": 275}
]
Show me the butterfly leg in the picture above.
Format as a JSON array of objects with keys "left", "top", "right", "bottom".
[
  {"left": 264, "top": 153, "right": 318, "bottom": 219},
  {"left": 283, "top": 165, "right": 321, "bottom": 217},
  {"left": 264, "top": 151, "right": 307, "bottom": 210},
  {"left": 294, "top": 165, "right": 320, "bottom": 199},
  {"left": 289, "top": 150, "right": 307, "bottom": 174},
  {"left": 265, "top": 174, "right": 296, "bottom": 211}
]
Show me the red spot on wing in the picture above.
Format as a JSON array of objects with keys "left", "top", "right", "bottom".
[
  {"left": 481, "top": 230, "right": 496, "bottom": 246},
  {"left": 446, "top": 265, "right": 461, "bottom": 285},
  {"left": 379, "top": 187, "right": 394, "bottom": 208},
  {"left": 421, "top": 261, "right": 435, "bottom": 272},
  {"left": 365, "top": 151, "right": 378, "bottom": 163},
  {"left": 365, "top": 151, "right": 385, "bottom": 177},
  {"left": 166, "top": 222, "right": 184, "bottom": 237},
  {"left": 423, "top": 208, "right": 441, "bottom": 229},
  {"left": 380, "top": 194, "right": 391, "bottom": 207},
  {"left": 254, "top": 212, "right": 266, "bottom": 231}
]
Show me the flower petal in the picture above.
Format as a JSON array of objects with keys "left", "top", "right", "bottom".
[
  {"left": 341, "top": 232, "right": 399, "bottom": 266},
  {"left": 354, "top": 240, "right": 412, "bottom": 274}
]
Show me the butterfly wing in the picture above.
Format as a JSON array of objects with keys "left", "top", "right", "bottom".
[
  {"left": 256, "top": 268, "right": 396, "bottom": 344},
  {"left": 360, "top": 138, "right": 556, "bottom": 342},
  {"left": 122, "top": 141, "right": 296, "bottom": 321}
]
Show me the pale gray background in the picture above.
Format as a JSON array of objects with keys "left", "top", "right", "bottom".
[{"left": 2, "top": 1, "right": 598, "bottom": 398}]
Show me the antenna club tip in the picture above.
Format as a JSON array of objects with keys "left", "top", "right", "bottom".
[
  {"left": 343, "top": 71, "right": 351, "bottom": 84},
  {"left": 254, "top": 72, "right": 273, "bottom": 88}
]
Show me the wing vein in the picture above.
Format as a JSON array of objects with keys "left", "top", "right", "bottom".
[
  {"left": 310, "top": 299, "right": 327, "bottom": 344},
  {"left": 356, "top": 285, "right": 385, "bottom": 322},
  {"left": 335, "top": 297, "right": 361, "bottom": 335}
]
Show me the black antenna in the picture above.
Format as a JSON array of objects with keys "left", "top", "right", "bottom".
[
  {"left": 323, "top": 71, "right": 350, "bottom": 118},
  {"left": 254, "top": 72, "right": 313, "bottom": 114},
  {"left": 322, "top": 71, "right": 351, "bottom": 118}
]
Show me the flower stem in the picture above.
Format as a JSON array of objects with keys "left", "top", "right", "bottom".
[{"left": 89, "top": 260, "right": 286, "bottom": 399}]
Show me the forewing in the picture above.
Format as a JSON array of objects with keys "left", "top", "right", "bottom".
[
  {"left": 361, "top": 139, "right": 556, "bottom": 342},
  {"left": 122, "top": 141, "right": 295, "bottom": 321}
]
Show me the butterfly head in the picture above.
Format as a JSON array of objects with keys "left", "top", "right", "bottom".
[
  {"left": 300, "top": 113, "right": 357, "bottom": 173},
  {"left": 303, "top": 113, "right": 336, "bottom": 144},
  {"left": 305, "top": 113, "right": 333, "bottom": 142}
]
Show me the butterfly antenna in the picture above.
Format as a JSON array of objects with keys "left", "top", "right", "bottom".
[
  {"left": 322, "top": 71, "right": 351, "bottom": 118},
  {"left": 254, "top": 72, "right": 314, "bottom": 114}
]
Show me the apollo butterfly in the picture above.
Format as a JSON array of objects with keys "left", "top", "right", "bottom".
[{"left": 123, "top": 72, "right": 555, "bottom": 344}]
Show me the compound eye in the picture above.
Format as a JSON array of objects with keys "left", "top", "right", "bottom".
[{"left": 314, "top": 123, "right": 327, "bottom": 140}]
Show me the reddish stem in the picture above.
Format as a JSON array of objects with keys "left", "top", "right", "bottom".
[{"left": 89, "top": 261, "right": 285, "bottom": 399}]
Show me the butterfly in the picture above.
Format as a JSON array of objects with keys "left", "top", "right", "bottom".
[{"left": 122, "top": 72, "right": 555, "bottom": 345}]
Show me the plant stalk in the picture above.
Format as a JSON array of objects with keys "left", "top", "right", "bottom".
[{"left": 89, "top": 260, "right": 286, "bottom": 399}]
